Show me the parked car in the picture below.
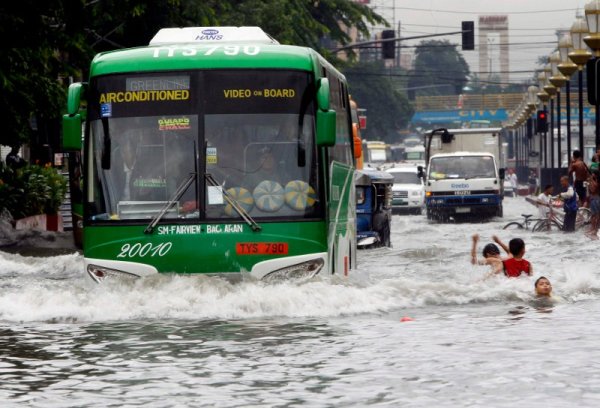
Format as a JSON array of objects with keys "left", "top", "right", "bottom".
[{"left": 385, "top": 165, "right": 425, "bottom": 214}]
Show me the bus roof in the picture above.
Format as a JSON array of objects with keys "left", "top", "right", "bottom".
[
  {"left": 149, "top": 26, "right": 279, "bottom": 45},
  {"left": 90, "top": 44, "right": 318, "bottom": 77},
  {"left": 430, "top": 152, "right": 495, "bottom": 159},
  {"left": 424, "top": 128, "right": 502, "bottom": 136}
]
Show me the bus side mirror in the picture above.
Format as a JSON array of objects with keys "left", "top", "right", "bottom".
[
  {"left": 317, "top": 78, "right": 330, "bottom": 111},
  {"left": 315, "top": 78, "right": 336, "bottom": 146},
  {"left": 316, "top": 110, "right": 336, "bottom": 147},
  {"left": 63, "top": 83, "right": 86, "bottom": 151},
  {"left": 67, "top": 83, "right": 84, "bottom": 115},
  {"left": 63, "top": 114, "right": 82, "bottom": 150},
  {"left": 352, "top": 124, "right": 362, "bottom": 159}
]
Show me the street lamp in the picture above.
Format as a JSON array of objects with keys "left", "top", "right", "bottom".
[
  {"left": 550, "top": 51, "right": 567, "bottom": 172},
  {"left": 570, "top": 16, "right": 592, "bottom": 158},
  {"left": 543, "top": 62, "right": 558, "bottom": 171},
  {"left": 558, "top": 34, "right": 579, "bottom": 163},
  {"left": 585, "top": 0, "right": 600, "bottom": 150},
  {"left": 538, "top": 72, "right": 550, "bottom": 170},
  {"left": 585, "top": 0, "right": 600, "bottom": 55},
  {"left": 528, "top": 85, "right": 542, "bottom": 181}
]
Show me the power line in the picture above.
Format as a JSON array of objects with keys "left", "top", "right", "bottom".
[
  {"left": 392, "top": 6, "right": 578, "bottom": 15},
  {"left": 400, "top": 23, "right": 570, "bottom": 32},
  {"left": 400, "top": 30, "right": 560, "bottom": 39}
]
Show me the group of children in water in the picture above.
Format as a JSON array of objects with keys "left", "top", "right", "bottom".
[{"left": 470, "top": 234, "right": 553, "bottom": 298}]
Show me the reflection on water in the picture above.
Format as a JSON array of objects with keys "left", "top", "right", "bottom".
[
  {"left": 2, "top": 198, "right": 600, "bottom": 406},
  {"left": 0, "top": 320, "right": 345, "bottom": 404}
]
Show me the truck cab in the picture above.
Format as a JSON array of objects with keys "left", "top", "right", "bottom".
[{"left": 423, "top": 128, "right": 504, "bottom": 221}]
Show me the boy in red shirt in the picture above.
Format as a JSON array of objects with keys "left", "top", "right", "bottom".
[{"left": 495, "top": 237, "right": 532, "bottom": 277}]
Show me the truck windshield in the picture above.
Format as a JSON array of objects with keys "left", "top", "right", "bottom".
[
  {"left": 405, "top": 151, "right": 424, "bottom": 160},
  {"left": 369, "top": 148, "right": 387, "bottom": 163},
  {"left": 391, "top": 172, "right": 420, "bottom": 184},
  {"left": 428, "top": 156, "right": 495, "bottom": 180},
  {"left": 85, "top": 70, "right": 321, "bottom": 223}
]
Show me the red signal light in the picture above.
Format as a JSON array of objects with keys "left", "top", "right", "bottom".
[{"left": 536, "top": 110, "right": 548, "bottom": 132}]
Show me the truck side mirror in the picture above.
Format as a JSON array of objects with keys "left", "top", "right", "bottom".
[
  {"left": 441, "top": 130, "right": 454, "bottom": 143},
  {"left": 417, "top": 165, "right": 424, "bottom": 179},
  {"left": 499, "top": 168, "right": 505, "bottom": 179}
]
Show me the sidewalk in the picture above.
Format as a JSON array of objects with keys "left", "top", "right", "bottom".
[{"left": 0, "top": 218, "right": 80, "bottom": 257}]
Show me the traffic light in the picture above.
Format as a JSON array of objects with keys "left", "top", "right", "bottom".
[
  {"left": 536, "top": 110, "right": 548, "bottom": 133},
  {"left": 381, "top": 30, "right": 395, "bottom": 59},
  {"left": 461, "top": 21, "right": 474, "bottom": 51}
]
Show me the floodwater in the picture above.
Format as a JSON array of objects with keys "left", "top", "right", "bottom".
[{"left": 1, "top": 197, "right": 600, "bottom": 407}]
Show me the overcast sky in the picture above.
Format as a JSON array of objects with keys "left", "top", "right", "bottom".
[{"left": 366, "top": 0, "right": 588, "bottom": 83}]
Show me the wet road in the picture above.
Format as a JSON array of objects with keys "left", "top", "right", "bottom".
[{"left": 1, "top": 196, "right": 600, "bottom": 407}]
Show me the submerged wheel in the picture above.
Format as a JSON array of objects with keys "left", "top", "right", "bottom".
[
  {"left": 576, "top": 207, "right": 592, "bottom": 229},
  {"left": 380, "top": 217, "right": 391, "bottom": 247},
  {"left": 503, "top": 222, "right": 524, "bottom": 230},
  {"left": 533, "top": 219, "right": 562, "bottom": 232},
  {"left": 532, "top": 220, "right": 548, "bottom": 232}
]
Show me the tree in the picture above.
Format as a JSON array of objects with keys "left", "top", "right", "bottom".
[
  {"left": 0, "top": 0, "right": 386, "bottom": 150},
  {"left": 345, "top": 61, "right": 414, "bottom": 143},
  {"left": 408, "top": 40, "right": 470, "bottom": 98}
]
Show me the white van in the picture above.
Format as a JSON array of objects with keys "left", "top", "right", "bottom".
[{"left": 386, "top": 165, "right": 425, "bottom": 214}]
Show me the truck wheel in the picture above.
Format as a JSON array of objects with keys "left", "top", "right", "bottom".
[
  {"left": 496, "top": 205, "right": 503, "bottom": 218},
  {"left": 426, "top": 208, "right": 433, "bottom": 220}
]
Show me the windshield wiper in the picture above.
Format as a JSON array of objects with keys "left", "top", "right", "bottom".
[
  {"left": 205, "top": 173, "right": 261, "bottom": 232},
  {"left": 464, "top": 174, "right": 493, "bottom": 180},
  {"left": 144, "top": 172, "right": 197, "bottom": 234}
]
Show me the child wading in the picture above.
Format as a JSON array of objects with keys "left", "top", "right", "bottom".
[{"left": 496, "top": 237, "right": 532, "bottom": 277}]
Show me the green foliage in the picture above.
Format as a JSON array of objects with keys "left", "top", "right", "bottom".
[
  {"left": 0, "top": 1, "right": 386, "bottom": 150},
  {"left": 0, "top": 163, "right": 67, "bottom": 219},
  {"left": 408, "top": 40, "right": 470, "bottom": 97},
  {"left": 344, "top": 61, "right": 414, "bottom": 144}
]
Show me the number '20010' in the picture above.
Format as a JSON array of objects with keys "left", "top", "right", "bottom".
[{"left": 117, "top": 242, "right": 172, "bottom": 258}]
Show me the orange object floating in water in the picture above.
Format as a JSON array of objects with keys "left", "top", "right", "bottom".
[{"left": 400, "top": 316, "right": 414, "bottom": 322}]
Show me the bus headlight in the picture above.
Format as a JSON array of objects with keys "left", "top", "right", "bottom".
[
  {"left": 87, "top": 264, "right": 141, "bottom": 283},
  {"left": 262, "top": 258, "right": 324, "bottom": 283}
]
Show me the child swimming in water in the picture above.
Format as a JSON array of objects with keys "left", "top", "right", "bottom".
[
  {"left": 471, "top": 234, "right": 508, "bottom": 274},
  {"left": 534, "top": 276, "right": 552, "bottom": 297}
]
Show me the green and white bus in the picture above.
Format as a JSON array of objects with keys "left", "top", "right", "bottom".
[{"left": 63, "top": 27, "right": 358, "bottom": 283}]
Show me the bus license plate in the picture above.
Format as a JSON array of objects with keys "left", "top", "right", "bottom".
[
  {"left": 236, "top": 242, "right": 289, "bottom": 255},
  {"left": 455, "top": 207, "right": 471, "bottom": 213}
]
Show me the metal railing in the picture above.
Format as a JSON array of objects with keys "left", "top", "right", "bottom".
[{"left": 414, "top": 92, "right": 594, "bottom": 112}]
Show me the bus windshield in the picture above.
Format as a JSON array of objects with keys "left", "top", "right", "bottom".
[{"left": 86, "top": 70, "right": 320, "bottom": 223}]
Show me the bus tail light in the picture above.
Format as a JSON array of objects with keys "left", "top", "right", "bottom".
[
  {"left": 262, "top": 258, "right": 324, "bottom": 283},
  {"left": 87, "top": 264, "right": 141, "bottom": 283}
]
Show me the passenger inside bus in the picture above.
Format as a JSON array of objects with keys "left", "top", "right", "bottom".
[
  {"left": 243, "top": 146, "right": 282, "bottom": 190},
  {"left": 106, "top": 123, "right": 197, "bottom": 219}
]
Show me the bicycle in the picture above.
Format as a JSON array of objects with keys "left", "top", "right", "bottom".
[
  {"left": 531, "top": 199, "right": 591, "bottom": 232},
  {"left": 502, "top": 213, "right": 541, "bottom": 230}
]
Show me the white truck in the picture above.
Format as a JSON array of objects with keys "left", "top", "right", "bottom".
[{"left": 422, "top": 128, "right": 505, "bottom": 221}]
